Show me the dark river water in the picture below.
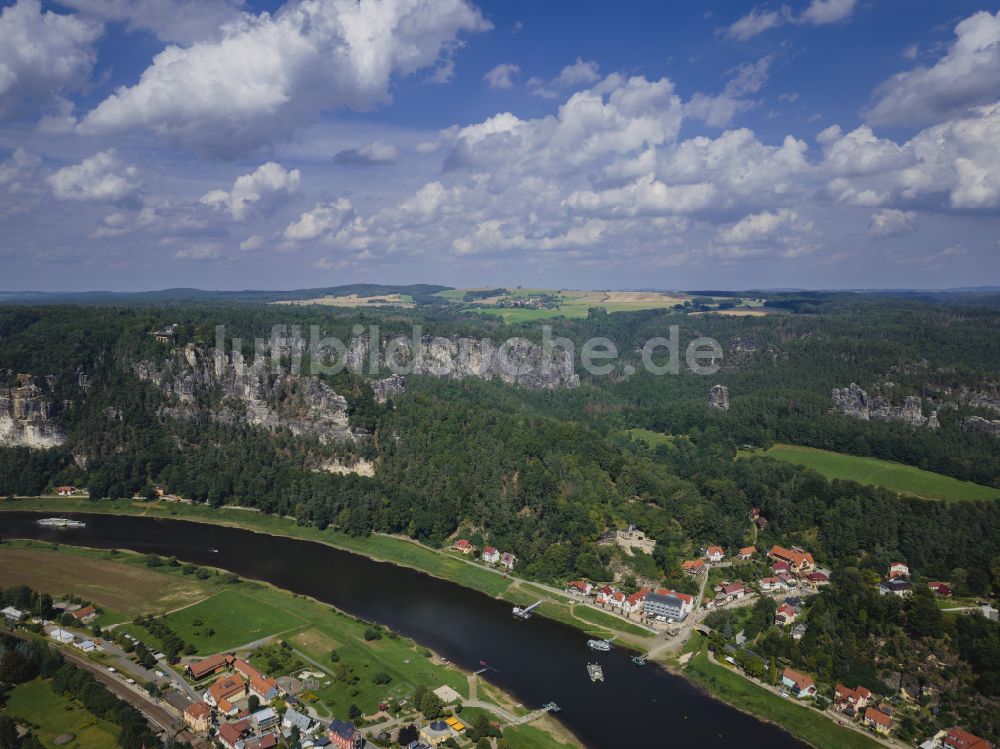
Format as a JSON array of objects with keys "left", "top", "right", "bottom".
[{"left": 0, "top": 511, "right": 808, "bottom": 749}]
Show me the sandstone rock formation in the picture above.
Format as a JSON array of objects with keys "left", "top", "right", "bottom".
[
  {"left": 134, "top": 345, "right": 353, "bottom": 443},
  {"left": 831, "top": 383, "right": 938, "bottom": 429},
  {"left": 0, "top": 374, "right": 67, "bottom": 448},
  {"left": 371, "top": 374, "right": 405, "bottom": 404},
  {"left": 962, "top": 415, "right": 1000, "bottom": 436},
  {"left": 709, "top": 384, "right": 730, "bottom": 411},
  {"left": 343, "top": 335, "right": 579, "bottom": 390}
]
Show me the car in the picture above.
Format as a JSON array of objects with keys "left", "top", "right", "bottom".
[
  {"left": 126, "top": 678, "right": 136, "bottom": 685},
  {"left": 107, "top": 667, "right": 116, "bottom": 673}
]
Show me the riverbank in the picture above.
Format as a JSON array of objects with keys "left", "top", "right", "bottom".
[
  {"left": 679, "top": 642, "right": 884, "bottom": 749},
  {"left": 0, "top": 496, "right": 656, "bottom": 644},
  {"left": 0, "top": 538, "right": 579, "bottom": 749},
  {"left": 1, "top": 498, "right": 850, "bottom": 749}
]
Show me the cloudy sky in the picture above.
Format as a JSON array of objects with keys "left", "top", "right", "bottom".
[{"left": 2, "top": 0, "right": 1000, "bottom": 291}]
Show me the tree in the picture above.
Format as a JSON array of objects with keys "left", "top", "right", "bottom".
[
  {"left": 248, "top": 695, "right": 260, "bottom": 711},
  {"left": 348, "top": 703, "right": 362, "bottom": 720},
  {"left": 419, "top": 690, "right": 443, "bottom": 719},
  {"left": 398, "top": 725, "right": 419, "bottom": 745},
  {"left": 329, "top": 649, "right": 340, "bottom": 662}
]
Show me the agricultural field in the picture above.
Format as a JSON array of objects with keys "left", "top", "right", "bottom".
[
  {"left": 443, "top": 288, "right": 692, "bottom": 321},
  {"left": 272, "top": 292, "right": 414, "bottom": 308},
  {"left": 0, "top": 542, "right": 220, "bottom": 625},
  {"left": 3, "top": 678, "right": 120, "bottom": 749},
  {"left": 741, "top": 443, "right": 1000, "bottom": 503}
]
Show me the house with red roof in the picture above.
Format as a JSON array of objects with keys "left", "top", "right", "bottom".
[
  {"left": 781, "top": 667, "right": 816, "bottom": 698},
  {"left": 207, "top": 673, "right": 246, "bottom": 707},
  {"left": 738, "top": 546, "right": 756, "bottom": 560},
  {"left": 183, "top": 702, "right": 212, "bottom": 733},
  {"left": 71, "top": 606, "right": 97, "bottom": 623},
  {"left": 705, "top": 546, "right": 725, "bottom": 562},
  {"left": 834, "top": 684, "right": 871, "bottom": 713},
  {"left": 451, "top": 539, "right": 472, "bottom": 554},
  {"left": 943, "top": 727, "right": 994, "bottom": 749},
  {"left": 928, "top": 581, "right": 953, "bottom": 597},
  {"left": 888, "top": 562, "right": 910, "bottom": 580},
  {"left": 623, "top": 589, "right": 649, "bottom": 616},
  {"left": 481, "top": 546, "right": 499, "bottom": 564},
  {"left": 864, "top": 706, "right": 893, "bottom": 734},
  {"left": 775, "top": 603, "right": 800, "bottom": 626},
  {"left": 218, "top": 720, "right": 251, "bottom": 749},
  {"left": 683, "top": 559, "right": 705, "bottom": 574},
  {"left": 769, "top": 545, "right": 815, "bottom": 575},
  {"left": 187, "top": 652, "right": 235, "bottom": 681},
  {"left": 566, "top": 581, "right": 593, "bottom": 596},
  {"left": 499, "top": 552, "right": 516, "bottom": 570}
]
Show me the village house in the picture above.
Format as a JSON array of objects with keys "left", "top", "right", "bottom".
[
  {"left": 791, "top": 622, "right": 808, "bottom": 641},
  {"left": 207, "top": 673, "right": 247, "bottom": 707},
  {"left": 55, "top": 485, "right": 76, "bottom": 496},
  {"left": 481, "top": 546, "right": 500, "bottom": 565},
  {"left": 234, "top": 659, "right": 280, "bottom": 702},
  {"left": 775, "top": 603, "right": 800, "bottom": 626},
  {"left": 835, "top": 684, "right": 872, "bottom": 713},
  {"left": 499, "top": 552, "right": 516, "bottom": 570},
  {"left": 1, "top": 606, "right": 25, "bottom": 622},
  {"left": 643, "top": 589, "right": 693, "bottom": 621},
  {"left": 864, "top": 706, "right": 893, "bottom": 735},
  {"left": 251, "top": 707, "right": 281, "bottom": 733},
  {"left": 566, "top": 581, "right": 593, "bottom": 596},
  {"left": 715, "top": 582, "right": 749, "bottom": 601},
  {"left": 451, "top": 539, "right": 472, "bottom": 554},
  {"left": 807, "top": 571, "right": 830, "bottom": 586},
  {"left": 705, "top": 546, "right": 725, "bottom": 562},
  {"left": 879, "top": 578, "right": 913, "bottom": 598},
  {"left": 328, "top": 719, "right": 365, "bottom": 749},
  {"left": 183, "top": 702, "right": 212, "bottom": 733},
  {"left": 71, "top": 606, "right": 97, "bottom": 623},
  {"left": 73, "top": 639, "right": 97, "bottom": 653},
  {"left": 187, "top": 652, "right": 235, "bottom": 681},
  {"left": 49, "top": 628, "right": 74, "bottom": 644},
  {"left": 283, "top": 707, "right": 314, "bottom": 736},
  {"left": 928, "top": 581, "right": 953, "bottom": 597},
  {"left": 888, "top": 562, "right": 910, "bottom": 579},
  {"left": 608, "top": 591, "right": 626, "bottom": 610},
  {"left": 942, "top": 727, "right": 994, "bottom": 749},
  {"left": 623, "top": 589, "right": 649, "bottom": 616},
  {"left": 758, "top": 576, "right": 785, "bottom": 592},
  {"left": 769, "top": 545, "right": 815, "bottom": 575},
  {"left": 152, "top": 323, "right": 178, "bottom": 343},
  {"left": 615, "top": 525, "right": 657, "bottom": 556},
  {"left": 781, "top": 667, "right": 817, "bottom": 699},
  {"left": 245, "top": 734, "right": 279, "bottom": 749},
  {"left": 738, "top": 546, "right": 756, "bottom": 560},
  {"left": 218, "top": 720, "right": 251, "bottom": 749},
  {"left": 682, "top": 558, "right": 705, "bottom": 574}
]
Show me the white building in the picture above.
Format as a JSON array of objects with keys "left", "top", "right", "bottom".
[
  {"left": 1, "top": 606, "right": 26, "bottom": 622},
  {"left": 49, "top": 628, "right": 74, "bottom": 644}
]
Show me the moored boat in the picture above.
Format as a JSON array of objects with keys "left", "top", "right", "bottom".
[{"left": 587, "top": 662, "right": 604, "bottom": 682}]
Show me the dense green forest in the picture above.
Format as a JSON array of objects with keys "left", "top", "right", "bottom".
[{"left": 2, "top": 295, "right": 999, "bottom": 592}]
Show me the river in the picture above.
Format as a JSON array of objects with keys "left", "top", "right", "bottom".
[{"left": 0, "top": 511, "right": 809, "bottom": 749}]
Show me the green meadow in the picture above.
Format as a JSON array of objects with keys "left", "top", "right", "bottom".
[{"left": 743, "top": 443, "right": 1000, "bottom": 502}]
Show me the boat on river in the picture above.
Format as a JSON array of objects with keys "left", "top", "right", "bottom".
[
  {"left": 631, "top": 655, "right": 647, "bottom": 666},
  {"left": 587, "top": 662, "right": 604, "bottom": 682},
  {"left": 587, "top": 638, "right": 612, "bottom": 652},
  {"left": 35, "top": 517, "right": 86, "bottom": 528},
  {"left": 512, "top": 600, "right": 543, "bottom": 620}
]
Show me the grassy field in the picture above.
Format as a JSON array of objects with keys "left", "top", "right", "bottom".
[
  {"left": 684, "top": 645, "right": 883, "bottom": 749},
  {"left": 4, "top": 678, "right": 121, "bottom": 749},
  {"left": 625, "top": 428, "right": 679, "bottom": 449},
  {"left": 447, "top": 288, "right": 692, "bottom": 322},
  {"left": 740, "top": 443, "right": 1000, "bottom": 502},
  {"left": 162, "top": 588, "right": 310, "bottom": 651},
  {"left": 0, "top": 542, "right": 222, "bottom": 625}
]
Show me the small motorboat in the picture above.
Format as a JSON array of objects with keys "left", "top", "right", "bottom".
[
  {"left": 587, "top": 639, "right": 612, "bottom": 652},
  {"left": 587, "top": 662, "right": 604, "bottom": 682}
]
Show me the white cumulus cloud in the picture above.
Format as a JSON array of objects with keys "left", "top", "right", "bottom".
[
  {"left": 0, "top": 0, "right": 102, "bottom": 121},
  {"left": 483, "top": 63, "right": 520, "bottom": 90},
  {"left": 868, "top": 208, "right": 916, "bottom": 238},
  {"left": 78, "top": 0, "right": 489, "bottom": 156},
  {"left": 866, "top": 10, "right": 1000, "bottom": 126},
  {"left": 200, "top": 162, "right": 300, "bottom": 220},
  {"left": 48, "top": 150, "right": 140, "bottom": 203}
]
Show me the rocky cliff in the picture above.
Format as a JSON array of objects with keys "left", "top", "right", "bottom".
[
  {"left": 343, "top": 335, "right": 580, "bottom": 390},
  {"left": 831, "top": 383, "right": 939, "bottom": 429},
  {"left": 962, "top": 415, "right": 1000, "bottom": 437},
  {"left": 0, "top": 374, "right": 67, "bottom": 448},
  {"left": 134, "top": 345, "right": 354, "bottom": 443},
  {"left": 709, "top": 384, "right": 730, "bottom": 411}
]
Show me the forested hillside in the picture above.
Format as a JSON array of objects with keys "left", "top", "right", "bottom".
[{"left": 1, "top": 294, "right": 999, "bottom": 589}]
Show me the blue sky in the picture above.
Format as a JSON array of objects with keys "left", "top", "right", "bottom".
[{"left": 1, "top": 0, "right": 999, "bottom": 291}]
